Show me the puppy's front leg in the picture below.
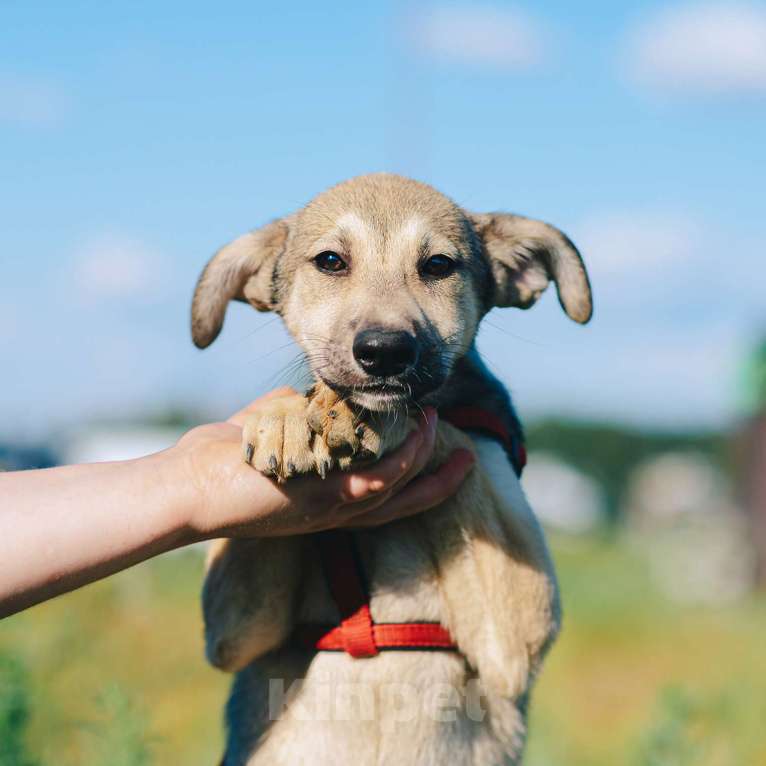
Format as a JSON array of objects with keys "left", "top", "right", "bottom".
[
  {"left": 205, "top": 390, "right": 318, "bottom": 672},
  {"left": 204, "top": 384, "right": 386, "bottom": 673},
  {"left": 424, "top": 425, "right": 561, "bottom": 701}
]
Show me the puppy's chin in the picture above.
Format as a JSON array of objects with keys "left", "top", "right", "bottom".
[{"left": 349, "top": 389, "right": 410, "bottom": 412}]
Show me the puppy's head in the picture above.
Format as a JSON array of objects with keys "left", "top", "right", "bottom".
[{"left": 192, "top": 174, "right": 592, "bottom": 410}]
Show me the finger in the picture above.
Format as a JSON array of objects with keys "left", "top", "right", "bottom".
[
  {"left": 346, "top": 449, "right": 475, "bottom": 527},
  {"left": 332, "top": 422, "right": 427, "bottom": 503},
  {"left": 320, "top": 488, "right": 396, "bottom": 526},
  {"left": 328, "top": 409, "right": 436, "bottom": 510},
  {"left": 334, "top": 408, "right": 437, "bottom": 503},
  {"left": 227, "top": 387, "right": 297, "bottom": 426},
  {"left": 349, "top": 448, "right": 474, "bottom": 526},
  {"left": 383, "top": 408, "right": 438, "bottom": 496}
]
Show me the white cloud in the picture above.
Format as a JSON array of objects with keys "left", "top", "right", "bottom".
[
  {"left": 0, "top": 73, "right": 71, "bottom": 125},
  {"left": 404, "top": 5, "right": 548, "bottom": 70},
  {"left": 573, "top": 212, "right": 703, "bottom": 304},
  {"left": 72, "top": 233, "right": 166, "bottom": 302},
  {"left": 573, "top": 211, "right": 765, "bottom": 314},
  {"left": 626, "top": 3, "right": 766, "bottom": 94}
]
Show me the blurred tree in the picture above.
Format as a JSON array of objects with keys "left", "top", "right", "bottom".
[
  {"left": 740, "top": 337, "right": 766, "bottom": 415},
  {"left": 738, "top": 334, "right": 766, "bottom": 586}
]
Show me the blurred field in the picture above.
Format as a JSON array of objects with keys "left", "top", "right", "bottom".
[{"left": 2, "top": 538, "right": 765, "bottom": 766}]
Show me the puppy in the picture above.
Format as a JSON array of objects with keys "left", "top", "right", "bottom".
[{"left": 191, "top": 174, "right": 592, "bottom": 765}]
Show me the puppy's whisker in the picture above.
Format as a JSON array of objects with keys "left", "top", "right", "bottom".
[
  {"left": 483, "top": 319, "right": 546, "bottom": 347},
  {"left": 226, "top": 315, "right": 282, "bottom": 347},
  {"left": 270, "top": 354, "right": 313, "bottom": 387},
  {"left": 246, "top": 338, "right": 303, "bottom": 366},
  {"left": 410, "top": 398, "right": 427, "bottom": 422}
]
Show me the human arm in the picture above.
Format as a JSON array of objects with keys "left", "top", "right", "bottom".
[{"left": 0, "top": 392, "right": 473, "bottom": 618}]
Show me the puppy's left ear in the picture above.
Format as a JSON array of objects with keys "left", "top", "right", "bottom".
[{"left": 470, "top": 212, "right": 593, "bottom": 324}]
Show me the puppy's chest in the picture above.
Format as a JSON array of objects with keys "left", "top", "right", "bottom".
[{"left": 296, "top": 519, "right": 443, "bottom": 624}]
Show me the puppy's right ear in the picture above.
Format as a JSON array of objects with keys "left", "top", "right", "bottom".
[
  {"left": 191, "top": 217, "right": 292, "bottom": 349},
  {"left": 470, "top": 212, "right": 592, "bottom": 324}
]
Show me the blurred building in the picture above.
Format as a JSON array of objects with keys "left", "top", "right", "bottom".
[
  {"left": 0, "top": 444, "right": 58, "bottom": 471},
  {"left": 625, "top": 452, "right": 756, "bottom": 604},
  {"left": 522, "top": 451, "right": 605, "bottom": 534},
  {"left": 63, "top": 425, "right": 184, "bottom": 465}
]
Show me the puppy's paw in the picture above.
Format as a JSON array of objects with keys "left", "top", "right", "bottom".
[
  {"left": 241, "top": 395, "right": 316, "bottom": 482},
  {"left": 496, "top": 643, "right": 532, "bottom": 700},
  {"left": 306, "top": 383, "right": 382, "bottom": 470},
  {"left": 502, "top": 584, "right": 560, "bottom": 699},
  {"left": 240, "top": 385, "right": 383, "bottom": 481},
  {"left": 462, "top": 539, "right": 559, "bottom": 701}
]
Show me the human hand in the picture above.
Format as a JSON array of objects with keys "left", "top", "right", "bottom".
[{"left": 171, "top": 388, "right": 475, "bottom": 540}]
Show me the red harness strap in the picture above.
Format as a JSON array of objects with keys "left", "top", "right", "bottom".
[
  {"left": 293, "top": 529, "right": 455, "bottom": 657},
  {"left": 293, "top": 407, "right": 525, "bottom": 658}
]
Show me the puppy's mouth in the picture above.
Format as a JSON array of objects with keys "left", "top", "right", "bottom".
[{"left": 315, "top": 373, "right": 441, "bottom": 412}]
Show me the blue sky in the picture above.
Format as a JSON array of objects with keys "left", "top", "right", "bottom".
[{"left": 2, "top": 1, "right": 765, "bottom": 438}]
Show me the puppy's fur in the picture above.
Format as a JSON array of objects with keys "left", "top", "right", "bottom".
[{"left": 192, "top": 174, "right": 592, "bottom": 765}]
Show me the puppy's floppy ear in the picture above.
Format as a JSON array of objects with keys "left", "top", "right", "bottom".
[
  {"left": 470, "top": 212, "right": 593, "bottom": 324},
  {"left": 191, "top": 217, "right": 292, "bottom": 348}
]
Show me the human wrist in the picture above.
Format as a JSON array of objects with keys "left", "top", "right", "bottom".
[{"left": 139, "top": 446, "right": 207, "bottom": 548}]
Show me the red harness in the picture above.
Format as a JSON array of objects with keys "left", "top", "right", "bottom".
[{"left": 293, "top": 406, "right": 526, "bottom": 658}]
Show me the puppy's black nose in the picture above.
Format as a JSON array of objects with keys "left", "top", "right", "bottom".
[{"left": 353, "top": 329, "right": 419, "bottom": 377}]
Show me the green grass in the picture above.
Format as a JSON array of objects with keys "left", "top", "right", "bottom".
[
  {"left": 1, "top": 540, "right": 764, "bottom": 765},
  {"left": 0, "top": 653, "right": 38, "bottom": 766}
]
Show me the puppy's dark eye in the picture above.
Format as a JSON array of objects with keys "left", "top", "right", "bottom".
[
  {"left": 314, "top": 251, "right": 347, "bottom": 273},
  {"left": 421, "top": 254, "right": 455, "bottom": 278}
]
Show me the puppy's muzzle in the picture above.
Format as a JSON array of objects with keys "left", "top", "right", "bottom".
[{"left": 352, "top": 328, "right": 419, "bottom": 378}]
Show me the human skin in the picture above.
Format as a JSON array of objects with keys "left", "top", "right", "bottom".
[{"left": 0, "top": 389, "right": 474, "bottom": 618}]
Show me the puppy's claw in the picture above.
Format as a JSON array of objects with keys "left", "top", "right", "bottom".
[
  {"left": 245, "top": 443, "right": 255, "bottom": 465},
  {"left": 355, "top": 424, "right": 365, "bottom": 438},
  {"left": 318, "top": 459, "right": 330, "bottom": 480},
  {"left": 268, "top": 455, "right": 278, "bottom": 474},
  {"left": 286, "top": 461, "right": 296, "bottom": 477}
]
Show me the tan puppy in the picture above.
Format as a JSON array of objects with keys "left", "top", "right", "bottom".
[{"left": 191, "top": 174, "right": 592, "bottom": 765}]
